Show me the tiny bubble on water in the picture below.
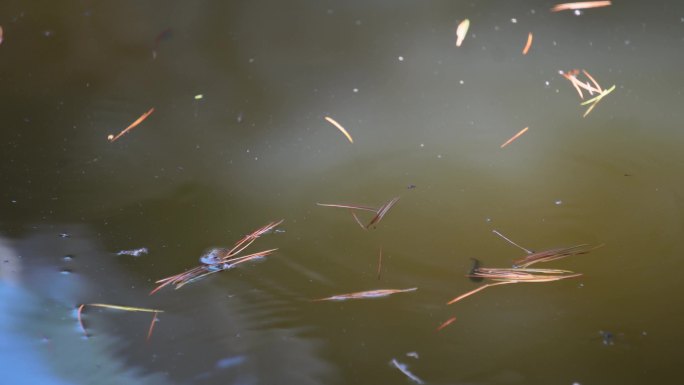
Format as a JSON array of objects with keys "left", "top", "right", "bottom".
[
  {"left": 555, "top": 200, "right": 563, "bottom": 205},
  {"left": 398, "top": 56, "right": 404, "bottom": 61}
]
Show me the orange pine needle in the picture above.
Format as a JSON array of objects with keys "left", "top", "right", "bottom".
[
  {"left": 436, "top": 316, "right": 457, "bottom": 331},
  {"left": 108, "top": 108, "right": 155, "bottom": 142},
  {"left": 324, "top": 116, "right": 354, "bottom": 143},
  {"left": 551, "top": 1, "right": 611, "bottom": 12},
  {"left": 447, "top": 282, "right": 515, "bottom": 305},
  {"left": 0, "top": 26, "right": 4, "bottom": 45},
  {"left": 146, "top": 311, "right": 158, "bottom": 341},
  {"left": 77, "top": 304, "right": 87, "bottom": 336},
  {"left": 522, "top": 32, "right": 533, "bottom": 55},
  {"left": 500, "top": 127, "right": 529, "bottom": 148}
]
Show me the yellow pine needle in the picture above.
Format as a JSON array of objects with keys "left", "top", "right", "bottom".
[
  {"left": 87, "top": 303, "right": 164, "bottom": 313},
  {"left": 324, "top": 116, "right": 354, "bottom": 143}
]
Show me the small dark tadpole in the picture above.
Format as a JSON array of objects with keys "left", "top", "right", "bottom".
[
  {"left": 468, "top": 258, "right": 483, "bottom": 282},
  {"left": 407, "top": 184, "right": 416, "bottom": 189}
]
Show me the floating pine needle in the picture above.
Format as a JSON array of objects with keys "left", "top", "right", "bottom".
[
  {"left": 561, "top": 69, "right": 602, "bottom": 99},
  {"left": 314, "top": 287, "right": 417, "bottom": 301},
  {"left": 377, "top": 247, "right": 383, "bottom": 280},
  {"left": 0, "top": 26, "right": 4, "bottom": 45},
  {"left": 108, "top": 108, "right": 155, "bottom": 142},
  {"left": 350, "top": 209, "right": 367, "bottom": 230},
  {"left": 512, "top": 244, "right": 603, "bottom": 268},
  {"left": 522, "top": 32, "right": 533, "bottom": 55},
  {"left": 436, "top": 316, "right": 457, "bottom": 332},
  {"left": 77, "top": 304, "right": 87, "bottom": 336},
  {"left": 456, "top": 19, "right": 470, "bottom": 47},
  {"left": 581, "top": 85, "right": 615, "bottom": 117},
  {"left": 316, "top": 202, "right": 378, "bottom": 212},
  {"left": 447, "top": 281, "right": 515, "bottom": 305},
  {"left": 366, "top": 196, "right": 400, "bottom": 229},
  {"left": 146, "top": 311, "right": 159, "bottom": 341},
  {"left": 551, "top": 1, "right": 611, "bottom": 12},
  {"left": 492, "top": 229, "right": 532, "bottom": 254},
  {"left": 468, "top": 267, "right": 582, "bottom": 282},
  {"left": 324, "top": 116, "right": 354, "bottom": 143},
  {"left": 150, "top": 220, "right": 283, "bottom": 294},
  {"left": 87, "top": 303, "right": 164, "bottom": 313},
  {"left": 318, "top": 197, "right": 400, "bottom": 229},
  {"left": 500, "top": 127, "right": 529, "bottom": 148}
]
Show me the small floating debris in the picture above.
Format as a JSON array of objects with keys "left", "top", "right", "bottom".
[
  {"left": 551, "top": 1, "right": 611, "bottom": 12},
  {"left": 455, "top": 19, "right": 470, "bottom": 47},
  {"left": 522, "top": 32, "right": 533, "bottom": 55},
  {"left": 194, "top": 94, "right": 204, "bottom": 100},
  {"left": 0, "top": 25, "right": 4, "bottom": 45},
  {"left": 324, "top": 116, "right": 354, "bottom": 143},
  {"left": 314, "top": 287, "right": 417, "bottom": 302},
  {"left": 116, "top": 247, "right": 149, "bottom": 257},
  {"left": 406, "top": 352, "right": 419, "bottom": 359},
  {"left": 58, "top": 233, "right": 71, "bottom": 238},
  {"left": 390, "top": 358, "right": 425, "bottom": 384},
  {"left": 150, "top": 220, "right": 283, "bottom": 294},
  {"left": 107, "top": 108, "right": 155, "bottom": 142},
  {"left": 500, "top": 126, "right": 529, "bottom": 148}
]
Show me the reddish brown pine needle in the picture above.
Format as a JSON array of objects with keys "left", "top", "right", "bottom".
[
  {"left": 108, "top": 108, "right": 155, "bottom": 142},
  {"left": 522, "top": 33, "right": 533, "bottom": 55},
  {"left": 436, "top": 316, "right": 457, "bottom": 331}
]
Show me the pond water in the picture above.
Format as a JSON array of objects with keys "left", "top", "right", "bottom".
[{"left": 1, "top": 1, "right": 684, "bottom": 384}]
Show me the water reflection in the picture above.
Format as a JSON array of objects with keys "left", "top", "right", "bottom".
[{"left": 0, "top": 227, "right": 333, "bottom": 384}]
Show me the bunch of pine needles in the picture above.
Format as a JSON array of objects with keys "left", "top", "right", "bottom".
[{"left": 150, "top": 220, "right": 283, "bottom": 295}]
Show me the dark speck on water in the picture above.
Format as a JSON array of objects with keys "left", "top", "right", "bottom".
[
  {"left": 599, "top": 330, "right": 614, "bottom": 346},
  {"left": 468, "top": 258, "right": 483, "bottom": 282}
]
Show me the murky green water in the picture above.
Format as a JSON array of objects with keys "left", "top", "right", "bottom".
[{"left": 2, "top": 1, "right": 684, "bottom": 384}]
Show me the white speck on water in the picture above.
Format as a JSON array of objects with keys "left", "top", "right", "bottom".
[
  {"left": 485, "top": 218, "right": 492, "bottom": 223},
  {"left": 544, "top": 81, "right": 550, "bottom": 87},
  {"left": 420, "top": 143, "right": 424, "bottom": 148},
  {"left": 624, "top": 40, "right": 631, "bottom": 45},
  {"left": 459, "top": 80, "right": 464, "bottom": 85},
  {"left": 494, "top": 25, "right": 500, "bottom": 31},
  {"left": 574, "top": 10, "right": 582, "bottom": 16},
  {"left": 511, "top": 18, "right": 517, "bottom": 23},
  {"left": 555, "top": 200, "right": 563, "bottom": 205},
  {"left": 530, "top": 9, "right": 536, "bottom": 14},
  {"left": 553, "top": 41, "right": 557, "bottom": 46},
  {"left": 246, "top": 149, "right": 250, "bottom": 153},
  {"left": 398, "top": 56, "right": 404, "bottom": 61},
  {"left": 353, "top": 88, "right": 359, "bottom": 93},
  {"left": 248, "top": 58, "right": 255, "bottom": 63},
  {"left": 437, "top": 154, "right": 442, "bottom": 159}
]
